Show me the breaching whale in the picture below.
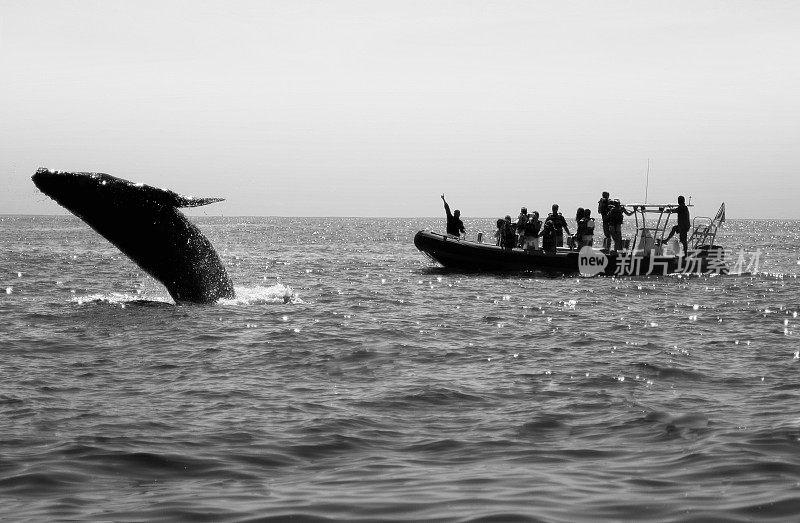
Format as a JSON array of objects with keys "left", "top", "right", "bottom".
[{"left": 32, "top": 168, "right": 235, "bottom": 303}]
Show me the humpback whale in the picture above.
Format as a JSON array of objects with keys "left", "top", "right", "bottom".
[{"left": 32, "top": 168, "right": 235, "bottom": 303}]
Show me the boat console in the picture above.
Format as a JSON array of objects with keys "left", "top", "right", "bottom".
[{"left": 622, "top": 202, "right": 725, "bottom": 256}]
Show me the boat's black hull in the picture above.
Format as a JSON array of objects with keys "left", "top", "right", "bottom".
[{"left": 413, "top": 230, "right": 725, "bottom": 276}]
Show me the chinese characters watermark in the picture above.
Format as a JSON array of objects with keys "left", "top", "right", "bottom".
[{"left": 580, "top": 247, "right": 763, "bottom": 276}]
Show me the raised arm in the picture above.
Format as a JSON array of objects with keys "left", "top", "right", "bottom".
[{"left": 441, "top": 194, "right": 452, "bottom": 218}]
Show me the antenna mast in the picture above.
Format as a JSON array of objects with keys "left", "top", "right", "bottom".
[{"left": 644, "top": 159, "right": 650, "bottom": 204}]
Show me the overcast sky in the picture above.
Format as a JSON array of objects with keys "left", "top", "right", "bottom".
[{"left": 2, "top": 0, "right": 798, "bottom": 218}]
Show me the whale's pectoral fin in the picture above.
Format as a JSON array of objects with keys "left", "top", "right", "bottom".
[
  {"left": 173, "top": 196, "right": 226, "bottom": 208},
  {"left": 142, "top": 184, "right": 225, "bottom": 208}
]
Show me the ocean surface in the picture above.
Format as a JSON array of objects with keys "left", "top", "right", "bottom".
[{"left": 2, "top": 215, "right": 800, "bottom": 521}]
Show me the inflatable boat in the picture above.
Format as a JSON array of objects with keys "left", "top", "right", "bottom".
[{"left": 414, "top": 203, "right": 727, "bottom": 277}]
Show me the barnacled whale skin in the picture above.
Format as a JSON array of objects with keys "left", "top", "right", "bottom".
[{"left": 32, "top": 168, "right": 235, "bottom": 303}]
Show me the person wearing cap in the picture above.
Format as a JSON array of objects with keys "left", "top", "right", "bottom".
[
  {"left": 516, "top": 207, "right": 529, "bottom": 247},
  {"left": 441, "top": 194, "right": 466, "bottom": 238}
]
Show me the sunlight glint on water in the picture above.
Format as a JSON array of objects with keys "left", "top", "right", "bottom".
[{"left": 0, "top": 216, "right": 799, "bottom": 521}]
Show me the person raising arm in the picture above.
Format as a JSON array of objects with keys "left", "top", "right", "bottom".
[{"left": 441, "top": 194, "right": 466, "bottom": 238}]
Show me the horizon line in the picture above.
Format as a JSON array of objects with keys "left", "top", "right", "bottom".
[{"left": 2, "top": 213, "right": 797, "bottom": 220}]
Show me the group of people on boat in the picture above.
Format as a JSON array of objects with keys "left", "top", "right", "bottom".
[
  {"left": 495, "top": 204, "right": 600, "bottom": 255},
  {"left": 441, "top": 191, "right": 692, "bottom": 256},
  {"left": 597, "top": 191, "right": 634, "bottom": 252}
]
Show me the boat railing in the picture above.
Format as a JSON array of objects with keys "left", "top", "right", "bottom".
[
  {"left": 623, "top": 204, "right": 679, "bottom": 254},
  {"left": 689, "top": 217, "right": 718, "bottom": 248},
  {"left": 630, "top": 226, "right": 663, "bottom": 255},
  {"left": 623, "top": 202, "right": 724, "bottom": 254}
]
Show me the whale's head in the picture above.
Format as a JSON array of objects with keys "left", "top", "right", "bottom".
[
  {"left": 32, "top": 169, "right": 137, "bottom": 215},
  {"left": 33, "top": 169, "right": 224, "bottom": 213}
]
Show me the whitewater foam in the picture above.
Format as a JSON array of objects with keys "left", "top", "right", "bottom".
[{"left": 217, "top": 283, "right": 302, "bottom": 305}]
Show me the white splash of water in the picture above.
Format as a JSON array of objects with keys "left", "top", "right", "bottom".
[
  {"left": 69, "top": 284, "right": 300, "bottom": 306},
  {"left": 71, "top": 292, "right": 172, "bottom": 305},
  {"left": 217, "top": 283, "right": 302, "bottom": 306}
]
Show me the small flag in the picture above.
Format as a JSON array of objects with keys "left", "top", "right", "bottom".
[{"left": 714, "top": 203, "right": 725, "bottom": 225}]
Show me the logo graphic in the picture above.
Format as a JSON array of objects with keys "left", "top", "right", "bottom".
[{"left": 578, "top": 246, "right": 608, "bottom": 276}]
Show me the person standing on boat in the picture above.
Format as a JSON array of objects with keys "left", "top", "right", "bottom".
[
  {"left": 606, "top": 199, "right": 634, "bottom": 252},
  {"left": 572, "top": 207, "right": 589, "bottom": 250},
  {"left": 574, "top": 207, "right": 586, "bottom": 248},
  {"left": 494, "top": 218, "right": 505, "bottom": 246},
  {"left": 582, "top": 209, "right": 595, "bottom": 247},
  {"left": 502, "top": 215, "right": 516, "bottom": 250},
  {"left": 575, "top": 208, "right": 596, "bottom": 248},
  {"left": 541, "top": 217, "right": 557, "bottom": 254},
  {"left": 441, "top": 194, "right": 466, "bottom": 238},
  {"left": 663, "top": 195, "right": 691, "bottom": 256},
  {"left": 547, "top": 204, "right": 570, "bottom": 248},
  {"left": 516, "top": 207, "right": 529, "bottom": 247},
  {"left": 522, "top": 211, "right": 542, "bottom": 251},
  {"left": 598, "top": 191, "right": 611, "bottom": 249}
]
